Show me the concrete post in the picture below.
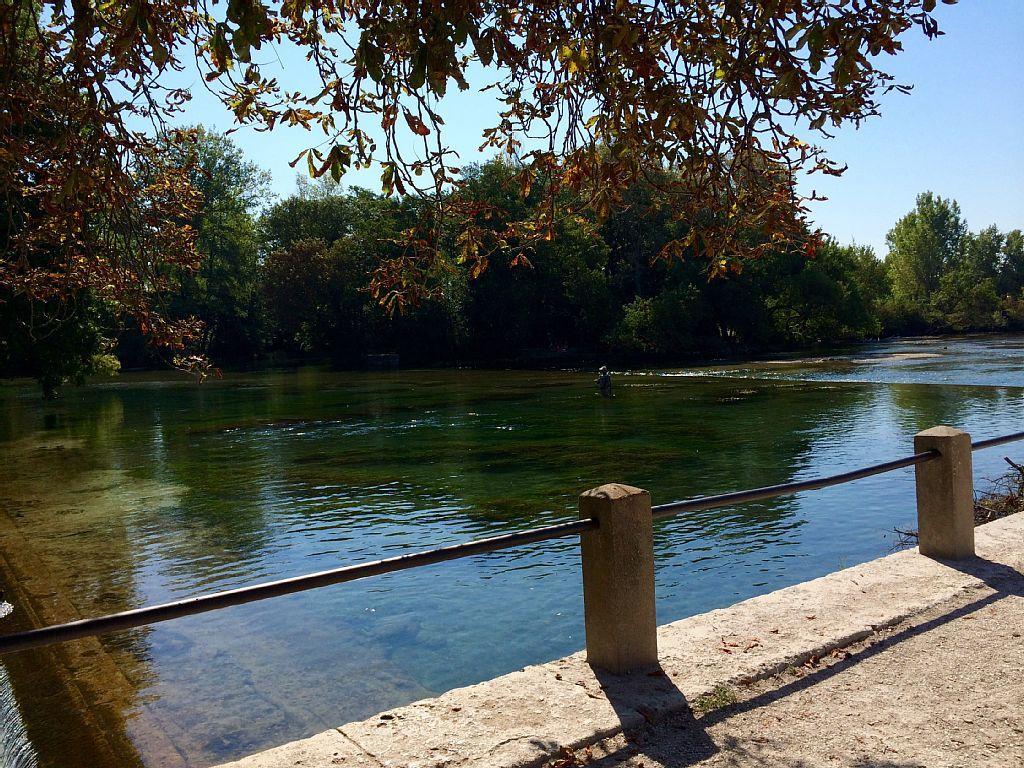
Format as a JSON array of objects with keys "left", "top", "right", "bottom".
[
  {"left": 914, "top": 426, "right": 975, "bottom": 560},
  {"left": 579, "top": 483, "right": 658, "bottom": 674}
]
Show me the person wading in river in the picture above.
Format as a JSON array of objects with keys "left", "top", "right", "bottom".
[{"left": 596, "top": 366, "right": 613, "bottom": 398}]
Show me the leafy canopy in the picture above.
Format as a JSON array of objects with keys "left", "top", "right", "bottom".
[{"left": 0, "top": 0, "right": 956, "bottom": 347}]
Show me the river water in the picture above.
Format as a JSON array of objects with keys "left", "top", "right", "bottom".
[{"left": 1, "top": 335, "right": 1022, "bottom": 767}]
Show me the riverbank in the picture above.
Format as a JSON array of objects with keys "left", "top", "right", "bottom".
[
  {"left": 217, "top": 513, "right": 1024, "bottom": 768},
  {"left": 100, "top": 332, "right": 1016, "bottom": 382}
]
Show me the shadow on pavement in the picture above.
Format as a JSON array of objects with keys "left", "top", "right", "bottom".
[
  {"left": 588, "top": 665, "right": 717, "bottom": 766},
  {"left": 703, "top": 558, "right": 1022, "bottom": 731},
  {"left": 576, "top": 556, "right": 1022, "bottom": 767}
]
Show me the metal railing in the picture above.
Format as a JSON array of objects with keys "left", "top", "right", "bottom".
[
  {"left": 969, "top": 430, "right": 1024, "bottom": 452},
  {"left": 0, "top": 519, "right": 596, "bottom": 656},
  {"left": 652, "top": 450, "right": 939, "bottom": 519},
  {"left": 1, "top": 427, "right": 1022, "bottom": 659}
]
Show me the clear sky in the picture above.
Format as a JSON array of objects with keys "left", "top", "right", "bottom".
[
  {"left": 803, "top": 1, "right": 1024, "bottom": 255},
  {"left": 181, "top": 1, "right": 1023, "bottom": 257}
]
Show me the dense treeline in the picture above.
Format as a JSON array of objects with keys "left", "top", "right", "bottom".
[{"left": 3, "top": 129, "right": 1022, "bottom": 392}]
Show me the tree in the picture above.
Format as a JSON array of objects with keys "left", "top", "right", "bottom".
[
  {"left": 611, "top": 284, "right": 712, "bottom": 358},
  {"left": 261, "top": 238, "right": 344, "bottom": 356},
  {"left": 0, "top": 5, "right": 197, "bottom": 393},
  {"left": 163, "top": 128, "right": 271, "bottom": 361},
  {"left": 1, "top": 0, "right": 959, "bottom": 350},
  {"left": 446, "top": 161, "right": 615, "bottom": 359},
  {"left": 600, "top": 173, "right": 689, "bottom": 304},
  {"left": 882, "top": 196, "right": 1024, "bottom": 334},
  {"left": 929, "top": 225, "right": 1007, "bottom": 332},
  {"left": 999, "top": 231, "right": 1024, "bottom": 328},
  {"left": 0, "top": 291, "right": 118, "bottom": 398},
  {"left": 0, "top": 3, "right": 202, "bottom": 366},
  {"left": 260, "top": 185, "right": 464, "bottom": 361},
  {"left": 844, "top": 243, "right": 891, "bottom": 328},
  {"left": 252, "top": 177, "right": 1020, "bottom": 364},
  {"left": 998, "top": 229, "right": 1024, "bottom": 297},
  {"left": 760, "top": 240, "right": 882, "bottom": 343},
  {"left": 262, "top": 177, "right": 368, "bottom": 253},
  {"left": 885, "top": 192, "right": 967, "bottom": 316}
]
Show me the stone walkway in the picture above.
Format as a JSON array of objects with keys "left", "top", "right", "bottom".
[{"left": 570, "top": 571, "right": 1024, "bottom": 768}]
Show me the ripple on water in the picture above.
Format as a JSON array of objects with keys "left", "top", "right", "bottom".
[{"left": 1, "top": 342, "right": 1024, "bottom": 766}]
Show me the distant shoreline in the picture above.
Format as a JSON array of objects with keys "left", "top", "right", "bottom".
[
  {"left": 115, "top": 330, "right": 1024, "bottom": 377},
  {"left": 2, "top": 330, "right": 1022, "bottom": 390}
]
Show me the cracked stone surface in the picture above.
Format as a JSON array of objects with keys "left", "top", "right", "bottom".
[
  {"left": 216, "top": 514, "right": 1024, "bottom": 768},
  {"left": 215, "top": 728, "right": 378, "bottom": 767}
]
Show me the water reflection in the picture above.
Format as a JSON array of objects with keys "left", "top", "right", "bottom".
[{"left": 1, "top": 338, "right": 1023, "bottom": 767}]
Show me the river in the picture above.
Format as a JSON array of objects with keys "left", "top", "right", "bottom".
[{"left": 1, "top": 335, "right": 1022, "bottom": 767}]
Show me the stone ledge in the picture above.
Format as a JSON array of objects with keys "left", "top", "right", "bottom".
[
  {"left": 216, "top": 729, "right": 379, "bottom": 768},
  {"left": 216, "top": 514, "right": 1023, "bottom": 768}
]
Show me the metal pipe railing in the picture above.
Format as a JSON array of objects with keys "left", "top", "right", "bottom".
[
  {"left": 971, "top": 429, "right": 1024, "bottom": 452},
  {"left": 652, "top": 450, "right": 939, "bottom": 520},
  {"left": 1, "top": 428, "right": 1022, "bottom": 658},
  {"left": 651, "top": 427, "right": 1024, "bottom": 520},
  {"left": 0, "top": 518, "right": 597, "bottom": 656}
]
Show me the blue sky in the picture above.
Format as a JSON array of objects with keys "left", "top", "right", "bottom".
[
  {"left": 182, "top": 1, "right": 1023, "bottom": 257},
  {"left": 803, "top": 1, "right": 1024, "bottom": 254}
]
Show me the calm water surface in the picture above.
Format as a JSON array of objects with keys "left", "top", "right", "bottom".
[{"left": 1, "top": 335, "right": 1023, "bottom": 767}]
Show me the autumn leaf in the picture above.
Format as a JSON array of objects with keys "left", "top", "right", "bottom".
[{"left": 404, "top": 111, "right": 430, "bottom": 137}]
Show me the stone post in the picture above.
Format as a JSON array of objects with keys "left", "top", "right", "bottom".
[
  {"left": 579, "top": 483, "right": 658, "bottom": 674},
  {"left": 914, "top": 426, "right": 975, "bottom": 560}
]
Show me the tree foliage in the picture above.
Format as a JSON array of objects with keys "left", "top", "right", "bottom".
[
  {"left": 5, "top": 121, "right": 1022, "bottom": 392},
  {"left": 883, "top": 194, "right": 1024, "bottom": 334},
  {"left": 1, "top": 3, "right": 201, "bottom": 351},
  {"left": 161, "top": 127, "right": 270, "bottom": 361},
  {"left": 249, "top": 158, "right": 929, "bottom": 365},
  {"left": 1, "top": 0, "right": 958, "bottom": 353},
  {"left": 885, "top": 192, "right": 967, "bottom": 304}
]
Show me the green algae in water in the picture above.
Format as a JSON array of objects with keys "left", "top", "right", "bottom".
[{"left": 2, "top": 335, "right": 1024, "bottom": 767}]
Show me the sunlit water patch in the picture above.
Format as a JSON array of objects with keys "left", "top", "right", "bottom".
[{"left": 667, "top": 335, "right": 1024, "bottom": 387}]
